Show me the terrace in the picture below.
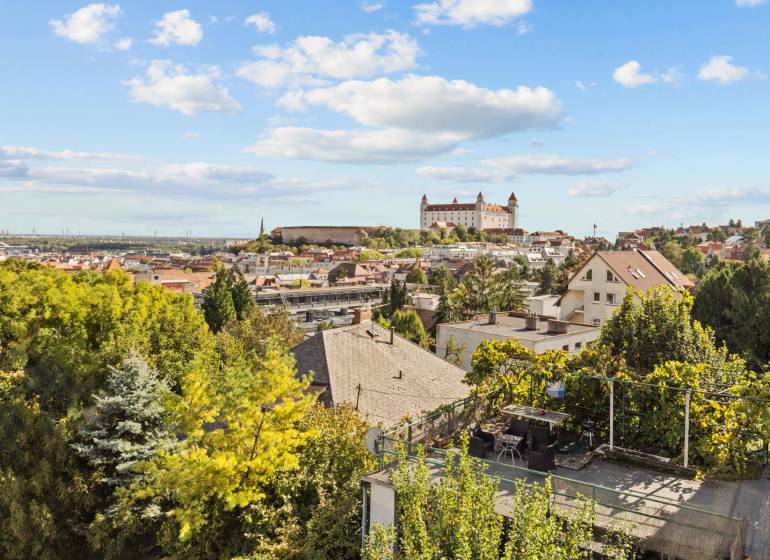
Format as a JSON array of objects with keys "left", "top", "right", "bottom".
[{"left": 363, "top": 378, "right": 770, "bottom": 560}]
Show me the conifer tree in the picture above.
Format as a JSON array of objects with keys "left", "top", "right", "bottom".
[
  {"left": 230, "top": 266, "right": 254, "bottom": 320},
  {"left": 73, "top": 354, "right": 172, "bottom": 498},
  {"left": 202, "top": 267, "right": 236, "bottom": 333}
]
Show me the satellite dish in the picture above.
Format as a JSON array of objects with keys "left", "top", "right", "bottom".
[{"left": 365, "top": 427, "right": 384, "bottom": 456}]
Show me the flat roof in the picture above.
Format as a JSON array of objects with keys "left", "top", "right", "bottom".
[{"left": 440, "top": 314, "right": 599, "bottom": 341}]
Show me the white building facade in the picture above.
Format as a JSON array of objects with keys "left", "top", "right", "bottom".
[
  {"left": 559, "top": 250, "right": 694, "bottom": 327},
  {"left": 420, "top": 192, "right": 518, "bottom": 230}
]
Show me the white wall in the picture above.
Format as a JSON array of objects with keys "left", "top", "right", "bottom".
[
  {"left": 560, "top": 255, "right": 629, "bottom": 326},
  {"left": 436, "top": 322, "right": 600, "bottom": 371},
  {"left": 369, "top": 481, "right": 395, "bottom": 529}
]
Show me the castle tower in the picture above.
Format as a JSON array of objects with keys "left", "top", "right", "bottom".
[
  {"left": 507, "top": 192, "right": 518, "bottom": 229},
  {"left": 420, "top": 194, "right": 428, "bottom": 228}
]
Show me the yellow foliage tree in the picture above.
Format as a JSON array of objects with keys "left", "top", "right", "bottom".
[{"left": 132, "top": 337, "right": 313, "bottom": 538}]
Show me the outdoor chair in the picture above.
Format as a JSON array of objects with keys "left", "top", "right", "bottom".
[
  {"left": 528, "top": 440, "right": 557, "bottom": 471},
  {"left": 468, "top": 425, "right": 495, "bottom": 459},
  {"left": 529, "top": 424, "right": 557, "bottom": 449}
]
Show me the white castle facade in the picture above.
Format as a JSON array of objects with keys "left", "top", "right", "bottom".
[{"left": 420, "top": 192, "right": 519, "bottom": 230}]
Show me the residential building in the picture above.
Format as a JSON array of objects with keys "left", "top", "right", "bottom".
[
  {"left": 291, "top": 320, "right": 469, "bottom": 427},
  {"left": 558, "top": 250, "right": 694, "bottom": 327},
  {"left": 435, "top": 312, "right": 601, "bottom": 371},
  {"left": 420, "top": 192, "right": 518, "bottom": 230}
]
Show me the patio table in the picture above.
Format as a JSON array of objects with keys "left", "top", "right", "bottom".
[
  {"left": 502, "top": 404, "right": 569, "bottom": 428},
  {"left": 496, "top": 433, "right": 523, "bottom": 464}
]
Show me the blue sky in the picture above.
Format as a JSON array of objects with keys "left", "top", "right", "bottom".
[{"left": 1, "top": 0, "right": 769, "bottom": 238}]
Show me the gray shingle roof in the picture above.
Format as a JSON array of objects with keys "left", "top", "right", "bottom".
[{"left": 292, "top": 321, "right": 470, "bottom": 427}]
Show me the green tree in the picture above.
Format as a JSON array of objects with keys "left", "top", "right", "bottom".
[
  {"left": 600, "top": 287, "right": 732, "bottom": 375},
  {"left": 0, "top": 399, "right": 96, "bottom": 560},
  {"left": 660, "top": 240, "right": 683, "bottom": 269},
  {"left": 493, "top": 263, "right": 529, "bottom": 312},
  {"left": 536, "top": 259, "right": 557, "bottom": 295},
  {"left": 389, "top": 279, "right": 408, "bottom": 312},
  {"left": 458, "top": 256, "right": 497, "bottom": 314},
  {"left": 230, "top": 266, "right": 255, "bottom": 320},
  {"left": 132, "top": 338, "right": 313, "bottom": 539},
  {"left": 73, "top": 354, "right": 172, "bottom": 498},
  {"left": 217, "top": 306, "right": 305, "bottom": 362},
  {"left": 405, "top": 264, "right": 428, "bottom": 284},
  {"left": 390, "top": 308, "right": 430, "bottom": 347},
  {"left": 247, "top": 404, "right": 378, "bottom": 560},
  {"left": 363, "top": 442, "right": 601, "bottom": 560},
  {"left": 453, "top": 224, "right": 468, "bottom": 241},
  {"left": 431, "top": 266, "right": 456, "bottom": 290},
  {"left": 723, "top": 258, "right": 770, "bottom": 366},
  {"left": 692, "top": 263, "right": 736, "bottom": 336},
  {"left": 201, "top": 267, "right": 235, "bottom": 333},
  {"left": 679, "top": 246, "right": 705, "bottom": 277},
  {"left": 436, "top": 285, "right": 461, "bottom": 324},
  {"left": 0, "top": 261, "right": 215, "bottom": 416}
]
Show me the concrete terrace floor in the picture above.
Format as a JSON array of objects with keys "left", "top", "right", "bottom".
[{"left": 415, "top": 454, "right": 770, "bottom": 559}]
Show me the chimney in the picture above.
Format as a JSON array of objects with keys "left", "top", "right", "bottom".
[
  {"left": 525, "top": 313, "right": 539, "bottom": 331},
  {"left": 547, "top": 319, "right": 569, "bottom": 334},
  {"left": 390, "top": 326, "right": 395, "bottom": 344},
  {"left": 353, "top": 306, "right": 372, "bottom": 325}
]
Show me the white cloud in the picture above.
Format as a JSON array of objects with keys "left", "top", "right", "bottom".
[
  {"left": 697, "top": 55, "right": 749, "bottom": 84},
  {"left": 184, "top": 132, "right": 200, "bottom": 140},
  {"left": 568, "top": 179, "right": 626, "bottom": 197},
  {"left": 417, "top": 166, "right": 496, "bottom": 182},
  {"left": 574, "top": 80, "right": 597, "bottom": 92},
  {"left": 244, "top": 13, "right": 276, "bottom": 34},
  {"left": 414, "top": 0, "right": 532, "bottom": 28},
  {"left": 286, "top": 75, "right": 561, "bottom": 139},
  {"left": 418, "top": 154, "right": 635, "bottom": 182},
  {"left": 486, "top": 154, "right": 635, "bottom": 175},
  {"left": 0, "top": 154, "right": 364, "bottom": 201},
  {"left": 0, "top": 160, "right": 29, "bottom": 178},
  {"left": 736, "top": 0, "right": 768, "bottom": 6},
  {"left": 49, "top": 3, "right": 122, "bottom": 44},
  {"left": 612, "top": 60, "right": 657, "bottom": 88},
  {"left": 245, "top": 127, "right": 457, "bottom": 164},
  {"left": 149, "top": 9, "right": 202, "bottom": 47},
  {"left": 361, "top": 0, "right": 386, "bottom": 12},
  {"left": 236, "top": 30, "right": 420, "bottom": 89},
  {"left": 515, "top": 20, "right": 532, "bottom": 35},
  {"left": 124, "top": 60, "right": 241, "bottom": 115},
  {"left": 113, "top": 37, "right": 133, "bottom": 50},
  {"left": 0, "top": 145, "right": 141, "bottom": 162}
]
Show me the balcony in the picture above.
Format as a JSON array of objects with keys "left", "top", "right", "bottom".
[{"left": 366, "top": 392, "right": 769, "bottom": 559}]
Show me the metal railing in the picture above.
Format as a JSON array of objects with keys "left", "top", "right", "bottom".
[{"left": 379, "top": 399, "right": 745, "bottom": 560}]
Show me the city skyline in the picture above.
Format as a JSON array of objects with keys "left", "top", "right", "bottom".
[{"left": 2, "top": 1, "right": 770, "bottom": 237}]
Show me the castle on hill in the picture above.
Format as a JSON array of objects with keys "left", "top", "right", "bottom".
[{"left": 420, "top": 192, "right": 518, "bottom": 231}]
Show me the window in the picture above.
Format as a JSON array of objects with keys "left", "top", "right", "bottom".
[
  {"left": 592, "top": 319, "right": 601, "bottom": 326},
  {"left": 606, "top": 293, "right": 618, "bottom": 305},
  {"left": 584, "top": 269, "right": 593, "bottom": 280},
  {"left": 593, "top": 292, "right": 600, "bottom": 303},
  {"left": 606, "top": 270, "right": 619, "bottom": 282},
  {"left": 575, "top": 342, "right": 582, "bottom": 350},
  {"left": 562, "top": 344, "right": 569, "bottom": 351}
]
